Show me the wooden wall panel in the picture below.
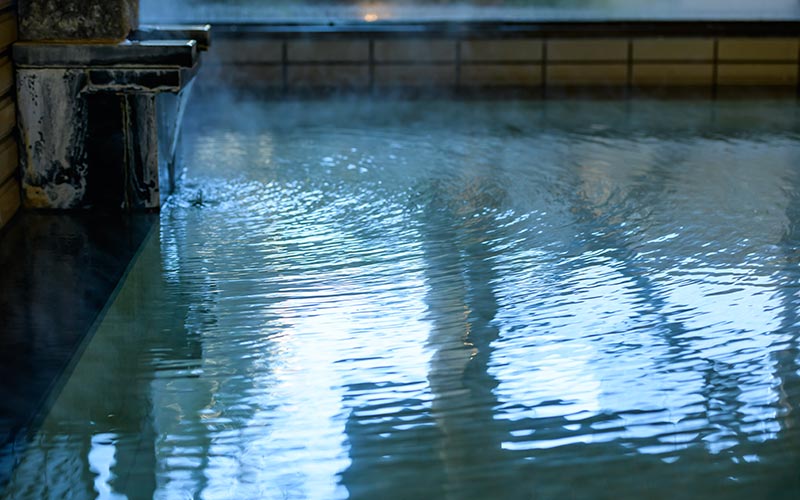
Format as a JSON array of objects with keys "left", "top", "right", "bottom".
[{"left": 0, "top": 1, "right": 17, "bottom": 231}]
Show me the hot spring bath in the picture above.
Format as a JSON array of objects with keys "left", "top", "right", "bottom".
[{"left": 3, "top": 97, "right": 800, "bottom": 499}]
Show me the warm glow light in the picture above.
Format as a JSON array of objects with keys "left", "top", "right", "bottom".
[{"left": 364, "top": 13, "right": 378, "bottom": 22}]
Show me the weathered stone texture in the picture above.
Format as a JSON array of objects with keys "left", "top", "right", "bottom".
[
  {"left": 17, "top": 69, "right": 168, "bottom": 210},
  {"left": 19, "top": 0, "right": 139, "bottom": 42},
  {"left": 17, "top": 68, "right": 90, "bottom": 209}
]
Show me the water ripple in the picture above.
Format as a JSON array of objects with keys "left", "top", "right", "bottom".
[{"left": 5, "top": 99, "right": 800, "bottom": 499}]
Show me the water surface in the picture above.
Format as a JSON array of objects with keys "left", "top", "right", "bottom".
[{"left": 4, "top": 98, "right": 800, "bottom": 499}]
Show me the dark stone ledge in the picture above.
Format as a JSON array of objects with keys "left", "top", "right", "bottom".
[
  {"left": 13, "top": 40, "right": 198, "bottom": 68},
  {"left": 88, "top": 68, "right": 184, "bottom": 93},
  {"left": 133, "top": 24, "right": 212, "bottom": 51}
]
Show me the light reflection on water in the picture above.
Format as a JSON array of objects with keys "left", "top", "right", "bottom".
[{"left": 4, "top": 99, "right": 800, "bottom": 499}]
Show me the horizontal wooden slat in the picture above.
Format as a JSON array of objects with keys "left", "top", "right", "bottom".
[
  {"left": 632, "top": 64, "right": 714, "bottom": 86},
  {"left": 0, "top": 175, "right": 19, "bottom": 228},
  {"left": 375, "top": 65, "right": 456, "bottom": 86},
  {"left": 202, "top": 64, "right": 283, "bottom": 86},
  {"left": 375, "top": 40, "right": 456, "bottom": 62},
  {"left": 207, "top": 39, "right": 283, "bottom": 64},
  {"left": 288, "top": 65, "right": 368, "bottom": 87},
  {"left": 288, "top": 40, "right": 368, "bottom": 62},
  {"left": 461, "top": 40, "right": 543, "bottom": 62},
  {"left": 461, "top": 64, "right": 542, "bottom": 86},
  {"left": 547, "top": 64, "right": 628, "bottom": 86},
  {"left": 547, "top": 39, "right": 628, "bottom": 62},
  {"left": 718, "top": 64, "right": 798, "bottom": 86},
  {"left": 0, "top": 12, "right": 16, "bottom": 51},
  {"left": 0, "top": 133, "right": 16, "bottom": 184},
  {"left": 0, "top": 96, "right": 14, "bottom": 138},
  {"left": 0, "top": 56, "right": 13, "bottom": 95},
  {"left": 718, "top": 38, "right": 799, "bottom": 61},
  {"left": 633, "top": 38, "right": 714, "bottom": 61}
]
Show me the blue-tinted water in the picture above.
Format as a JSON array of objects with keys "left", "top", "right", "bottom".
[{"left": 3, "top": 98, "right": 800, "bottom": 499}]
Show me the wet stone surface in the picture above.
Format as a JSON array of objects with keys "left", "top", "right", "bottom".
[{"left": 19, "top": 0, "right": 139, "bottom": 42}]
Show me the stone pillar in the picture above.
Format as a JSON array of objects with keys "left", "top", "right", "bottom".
[
  {"left": 14, "top": 2, "right": 206, "bottom": 211},
  {"left": 17, "top": 69, "right": 90, "bottom": 209},
  {"left": 18, "top": 0, "right": 139, "bottom": 42}
]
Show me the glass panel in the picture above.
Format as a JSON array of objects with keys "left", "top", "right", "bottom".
[{"left": 140, "top": 0, "right": 800, "bottom": 24}]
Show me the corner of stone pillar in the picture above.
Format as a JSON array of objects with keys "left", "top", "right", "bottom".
[{"left": 14, "top": 0, "right": 202, "bottom": 212}]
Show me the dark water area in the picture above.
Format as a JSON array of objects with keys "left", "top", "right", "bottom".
[
  {"left": 3, "top": 97, "right": 800, "bottom": 499},
  {"left": 0, "top": 213, "right": 157, "bottom": 489}
]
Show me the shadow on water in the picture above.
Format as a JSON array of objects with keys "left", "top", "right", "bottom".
[
  {"left": 769, "top": 163, "right": 800, "bottom": 496},
  {"left": 419, "top": 172, "right": 511, "bottom": 497},
  {"left": 340, "top": 162, "right": 511, "bottom": 498},
  {"left": 0, "top": 212, "right": 156, "bottom": 489},
  {"left": 321, "top": 98, "right": 800, "bottom": 499},
  {"left": 0, "top": 213, "right": 216, "bottom": 498},
  {"left": 540, "top": 101, "right": 800, "bottom": 497}
]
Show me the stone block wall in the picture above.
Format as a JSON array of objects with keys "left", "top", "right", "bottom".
[{"left": 203, "top": 22, "right": 800, "bottom": 96}]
